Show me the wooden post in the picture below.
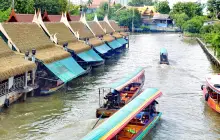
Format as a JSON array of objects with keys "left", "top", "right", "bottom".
[{"left": 31, "top": 49, "right": 36, "bottom": 97}]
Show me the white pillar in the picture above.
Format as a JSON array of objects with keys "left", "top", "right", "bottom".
[{"left": 24, "top": 51, "right": 29, "bottom": 89}]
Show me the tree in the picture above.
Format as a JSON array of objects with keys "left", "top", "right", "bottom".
[
  {"left": 0, "top": 0, "right": 11, "bottom": 11},
  {"left": 128, "top": 0, "right": 154, "bottom": 6},
  {"left": 172, "top": 13, "right": 189, "bottom": 31},
  {"left": 0, "top": 8, "right": 11, "bottom": 22},
  {"left": 34, "top": 0, "right": 68, "bottom": 14},
  {"left": 87, "top": 0, "right": 93, "bottom": 6},
  {"left": 155, "top": 1, "right": 170, "bottom": 14},
  {"left": 183, "top": 16, "right": 204, "bottom": 33},
  {"left": 207, "top": 0, "right": 220, "bottom": 19},
  {"left": 170, "top": 2, "right": 203, "bottom": 18},
  {"left": 69, "top": 4, "right": 80, "bottom": 15},
  {"left": 15, "top": 0, "right": 34, "bottom": 14}
]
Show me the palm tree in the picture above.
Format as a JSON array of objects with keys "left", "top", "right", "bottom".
[{"left": 87, "top": 0, "right": 93, "bottom": 6}]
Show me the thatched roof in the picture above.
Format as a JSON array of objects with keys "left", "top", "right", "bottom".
[
  {"left": 109, "top": 20, "right": 123, "bottom": 32},
  {"left": 2, "top": 23, "right": 70, "bottom": 63},
  {"left": 69, "top": 21, "right": 94, "bottom": 39},
  {"left": 89, "top": 37, "right": 104, "bottom": 47},
  {"left": 44, "top": 22, "right": 78, "bottom": 45},
  {"left": 87, "top": 21, "right": 105, "bottom": 36},
  {"left": 68, "top": 41, "right": 91, "bottom": 54},
  {"left": 120, "top": 32, "right": 129, "bottom": 36},
  {"left": 112, "top": 32, "right": 122, "bottom": 39},
  {"left": 103, "top": 34, "right": 115, "bottom": 42},
  {"left": 0, "top": 37, "right": 36, "bottom": 82},
  {"left": 99, "top": 21, "right": 114, "bottom": 34}
]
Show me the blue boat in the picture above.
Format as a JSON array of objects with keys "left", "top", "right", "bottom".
[
  {"left": 160, "top": 48, "right": 169, "bottom": 65},
  {"left": 83, "top": 88, "right": 163, "bottom": 140}
]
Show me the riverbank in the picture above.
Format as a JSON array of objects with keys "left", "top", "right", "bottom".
[{"left": 196, "top": 38, "right": 220, "bottom": 67}]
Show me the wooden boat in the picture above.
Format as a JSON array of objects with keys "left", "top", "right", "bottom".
[
  {"left": 160, "top": 48, "right": 169, "bottom": 65},
  {"left": 201, "top": 74, "right": 220, "bottom": 113},
  {"left": 83, "top": 88, "right": 162, "bottom": 140},
  {"left": 96, "top": 68, "right": 145, "bottom": 118}
]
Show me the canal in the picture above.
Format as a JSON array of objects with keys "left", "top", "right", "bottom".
[{"left": 0, "top": 33, "right": 219, "bottom": 140}]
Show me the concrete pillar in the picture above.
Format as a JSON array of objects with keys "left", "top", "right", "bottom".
[{"left": 23, "top": 51, "right": 29, "bottom": 101}]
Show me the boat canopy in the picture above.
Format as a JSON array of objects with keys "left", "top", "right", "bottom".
[
  {"left": 44, "top": 57, "right": 85, "bottom": 83},
  {"left": 77, "top": 49, "right": 104, "bottom": 62},
  {"left": 82, "top": 88, "right": 162, "bottom": 140},
  {"left": 160, "top": 48, "right": 168, "bottom": 55},
  {"left": 108, "top": 40, "right": 122, "bottom": 49},
  {"left": 116, "top": 38, "right": 128, "bottom": 45},
  {"left": 206, "top": 74, "right": 220, "bottom": 94},
  {"left": 107, "top": 67, "right": 144, "bottom": 91},
  {"left": 94, "top": 44, "right": 112, "bottom": 54}
]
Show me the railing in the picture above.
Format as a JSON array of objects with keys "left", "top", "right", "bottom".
[{"left": 0, "top": 75, "right": 25, "bottom": 97}]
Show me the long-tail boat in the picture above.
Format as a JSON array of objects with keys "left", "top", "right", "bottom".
[
  {"left": 83, "top": 88, "right": 162, "bottom": 140},
  {"left": 96, "top": 67, "right": 145, "bottom": 118},
  {"left": 201, "top": 74, "right": 220, "bottom": 113},
  {"left": 160, "top": 48, "right": 169, "bottom": 65}
]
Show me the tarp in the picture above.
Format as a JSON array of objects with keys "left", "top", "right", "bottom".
[
  {"left": 45, "top": 57, "right": 85, "bottom": 83},
  {"left": 82, "top": 88, "right": 162, "bottom": 140},
  {"left": 117, "top": 38, "right": 128, "bottom": 45},
  {"left": 108, "top": 40, "right": 122, "bottom": 49},
  {"left": 94, "top": 44, "right": 112, "bottom": 54},
  {"left": 77, "top": 49, "right": 104, "bottom": 62},
  {"left": 108, "top": 67, "right": 144, "bottom": 90},
  {"left": 160, "top": 48, "right": 167, "bottom": 54}
]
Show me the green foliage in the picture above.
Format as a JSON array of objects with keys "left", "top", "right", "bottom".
[
  {"left": 140, "top": 25, "right": 150, "bottom": 32},
  {"left": 155, "top": 1, "right": 170, "bottom": 14},
  {"left": 207, "top": 0, "right": 220, "bottom": 19},
  {"left": 211, "top": 33, "right": 220, "bottom": 49},
  {"left": 0, "top": 8, "right": 11, "bottom": 22},
  {"left": 0, "top": 0, "right": 11, "bottom": 11},
  {"left": 128, "top": 0, "right": 154, "bottom": 6},
  {"left": 15, "top": 0, "right": 34, "bottom": 14},
  {"left": 170, "top": 2, "right": 203, "bottom": 18},
  {"left": 112, "top": 8, "right": 141, "bottom": 30},
  {"left": 172, "top": 13, "right": 189, "bottom": 30},
  {"left": 69, "top": 4, "right": 80, "bottom": 15},
  {"left": 183, "top": 16, "right": 204, "bottom": 33},
  {"left": 87, "top": 0, "right": 93, "bottom": 6},
  {"left": 200, "top": 25, "right": 214, "bottom": 34},
  {"left": 34, "top": 0, "right": 68, "bottom": 14}
]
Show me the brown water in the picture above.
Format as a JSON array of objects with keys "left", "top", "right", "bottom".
[{"left": 0, "top": 33, "right": 219, "bottom": 140}]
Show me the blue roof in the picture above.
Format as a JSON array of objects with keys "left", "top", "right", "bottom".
[
  {"left": 108, "top": 40, "right": 122, "bottom": 49},
  {"left": 94, "top": 44, "right": 111, "bottom": 54},
  {"left": 82, "top": 88, "right": 162, "bottom": 140},
  {"left": 77, "top": 49, "right": 104, "bottom": 62}
]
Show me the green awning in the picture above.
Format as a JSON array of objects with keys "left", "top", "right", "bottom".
[
  {"left": 108, "top": 40, "right": 122, "bottom": 49},
  {"left": 77, "top": 49, "right": 104, "bottom": 62},
  {"left": 116, "top": 38, "right": 127, "bottom": 45},
  {"left": 94, "top": 44, "right": 112, "bottom": 54},
  {"left": 45, "top": 57, "right": 85, "bottom": 83}
]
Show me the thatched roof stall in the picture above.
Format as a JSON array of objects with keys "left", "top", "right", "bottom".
[
  {"left": 109, "top": 20, "right": 129, "bottom": 37},
  {"left": 0, "top": 36, "right": 36, "bottom": 82},
  {"left": 69, "top": 21, "right": 94, "bottom": 39},
  {"left": 87, "top": 21, "right": 105, "bottom": 37},
  {"left": 99, "top": 21, "right": 114, "bottom": 34},
  {"left": 42, "top": 11, "right": 80, "bottom": 22},
  {"left": 2, "top": 23, "right": 70, "bottom": 64}
]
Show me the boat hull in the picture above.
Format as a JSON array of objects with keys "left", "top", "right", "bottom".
[
  {"left": 0, "top": 92, "right": 23, "bottom": 109},
  {"left": 134, "top": 112, "right": 162, "bottom": 140},
  {"left": 202, "top": 85, "right": 220, "bottom": 113},
  {"left": 40, "top": 83, "right": 65, "bottom": 96}
]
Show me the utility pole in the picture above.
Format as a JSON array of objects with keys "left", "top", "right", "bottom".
[
  {"left": 108, "top": 0, "right": 111, "bottom": 14},
  {"left": 132, "top": 7, "right": 134, "bottom": 32},
  {"left": 12, "top": 0, "right": 14, "bottom": 9}
]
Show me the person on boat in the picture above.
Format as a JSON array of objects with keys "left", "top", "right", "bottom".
[{"left": 149, "top": 100, "right": 158, "bottom": 117}]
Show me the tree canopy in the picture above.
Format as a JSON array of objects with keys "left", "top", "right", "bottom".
[
  {"left": 128, "top": 0, "right": 154, "bottom": 6},
  {"left": 155, "top": 1, "right": 170, "bottom": 14},
  {"left": 207, "top": 0, "right": 220, "bottom": 19}
]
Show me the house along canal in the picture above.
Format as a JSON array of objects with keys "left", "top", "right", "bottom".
[{"left": 0, "top": 33, "right": 219, "bottom": 140}]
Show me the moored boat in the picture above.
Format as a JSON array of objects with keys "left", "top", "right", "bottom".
[
  {"left": 96, "top": 67, "right": 145, "bottom": 118},
  {"left": 83, "top": 88, "right": 162, "bottom": 140},
  {"left": 201, "top": 74, "right": 220, "bottom": 113},
  {"left": 160, "top": 48, "right": 169, "bottom": 65}
]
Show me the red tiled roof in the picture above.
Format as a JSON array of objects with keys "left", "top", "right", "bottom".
[
  {"left": 70, "top": 16, "right": 80, "bottom": 21},
  {"left": 89, "top": 0, "right": 114, "bottom": 8},
  {"left": 47, "top": 15, "right": 62, "bottom": 22},
  {"left": 7, "top": 9, "right": 35, "bottom": 22}
]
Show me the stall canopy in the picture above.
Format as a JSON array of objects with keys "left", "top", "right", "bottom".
[
  {"left": 117, "top": 38, "right": 127, "bottom": 45},
  {"left": 45, "top": 56, "right": 85, "bottom": 83},
  {"left": 94, "top": 43, "right": 111, "bottom": 54},
  {"left": 107, "top": 40, "right": 122, "bottom": 49},
  {"left": 77, "top": 49, "right": 104, "bottom": 62}
]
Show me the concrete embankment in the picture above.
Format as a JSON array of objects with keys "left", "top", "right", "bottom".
[{"left": 196, "top": 37, "right": 220, "bottom": 66}]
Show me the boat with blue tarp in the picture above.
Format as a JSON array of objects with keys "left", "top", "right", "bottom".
[
  {"left": 96, "top": 67, "right": 145, "bottom": 118},
  {"left": 83, "top": 88, "right": 162, "bottom": 140},
  {"left": 160, "top": 48, "right": 169, "bottom": 65}
]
